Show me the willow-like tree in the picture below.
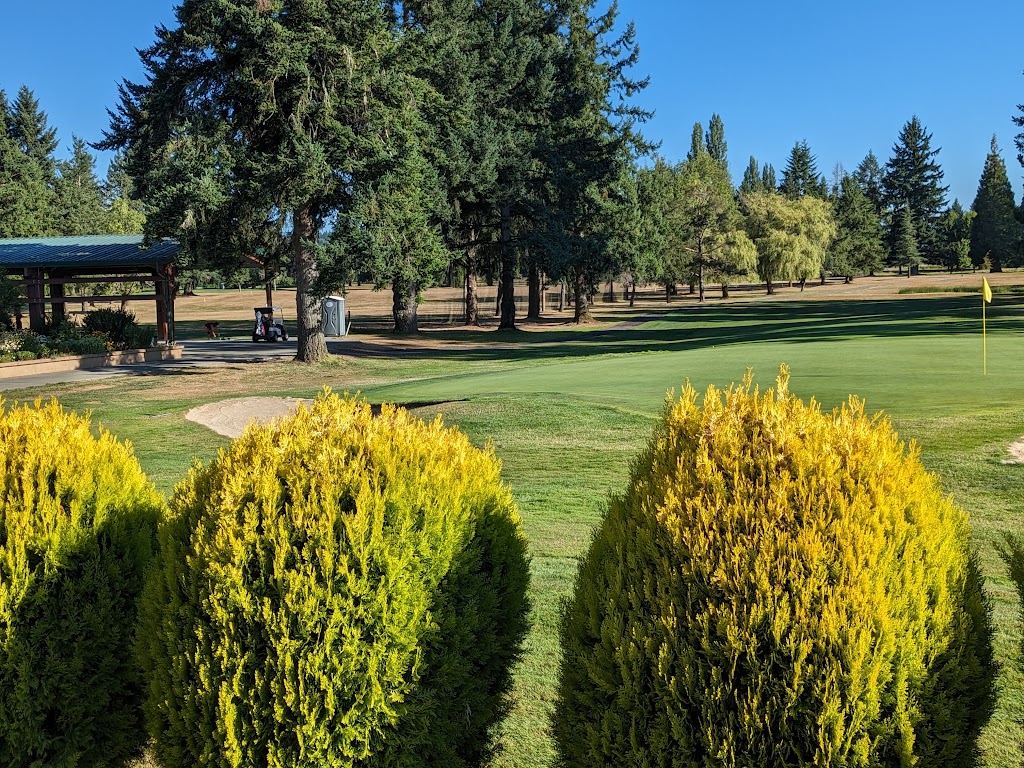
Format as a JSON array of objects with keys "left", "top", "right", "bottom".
[
  {"left": 742, "top": 190, "right": 835, "bottom": 293},
  {"left": 101, "top": 0, "right": 440, "bottom": 357}
]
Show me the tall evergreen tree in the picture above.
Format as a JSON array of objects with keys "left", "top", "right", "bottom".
[
  {"left": 937, "top": 201, "right": 974, "bottom": 272},
  {"left": 854, "top": 150, "right": 885, "bottom": 215},
  {"left": 761, "top": 162, "right": 776, "bottom": 191},
  {"left": 739, "top": 155, "right": 763, "bottom": 196},
  {"left": 882, "top": 116, "right": 948, "bottom": 265},
  {"left": 969, "top": 136, "right": 1020, "bottom": 271},
  {"left": 704, "top": 113, "right": 728, "bottom": 172},
  {"left": 101, "top": 0, "right": 443, "bottom": 356},
  {"left": 538, "top": 0, "right": 650, "bottom": 323},
  {"left": 0, "top": 128, "right": 50, "bottom": 237},
  {"left": 53, "top": 136, "right": 107, "bottom": 236},
  {"left": 829, "top": 175, "right": 884, "bottom": 280},
  {"left": 889, "top": 200, "right": 920, "bottom": 275},
  {"left": 779, "top": 140, "right": 824, "bottom": 198},
  {"left": 1014, "top": 82, "right": 1024, "bottom": 171},
  {"left": 8, "top": 85, "right": 59, "bottom": 182}
]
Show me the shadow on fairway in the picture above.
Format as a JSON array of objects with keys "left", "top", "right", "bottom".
[{"left": 328, "top": 295, "right": 1024, "bottom": 364}]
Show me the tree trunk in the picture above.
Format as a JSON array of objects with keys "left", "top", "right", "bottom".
[
  {"left": 393, "top": 276, "right": 418, "bottom": 333},
  {"left": 264, "top": 262, "right": 274, "bottom": 308},
  {"left": 629, "top": 282, "right": 636, "bottom": 307},
  {"left": 608, "top": 279, "right": 616, "bottom": 302},
  {"left": 698, "top": 262, "right": 705, "bottom": 303},
  {"left": 527, "top": 257, "right": 541, "bottom": 320},
  {"left": 721, "top": 284, "right": 729, "bottom": 299},
  {"left": 766, "top": 280, "right": 774, "bottom": 295},
  {"left": 499, "top": 205, "right": 516, "bottom": 329},
  {"left": 293, "top": 205, "right": 328, "bottom": 363},
  {"left": 465, "top": 233, "right": 479, "bottom": 326},
  {"left": 799, "top": 277, "right": 806, "bottom": 291},
  {"left": 573, "top": 270, "right": 592, "bottom": 323},
  {"left": 558, "top": 281, "right": 565, "bottom": 312}
]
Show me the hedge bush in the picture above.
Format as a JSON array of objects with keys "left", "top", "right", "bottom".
[
  {"left": 0, "top": 399, "right": 163, "bottom": 767},
  {"left": 554, "top": 367, "right": 995, "bottom": 768},
  {"left": 141, "top": 392, "right": 530, "bottom": 768}
]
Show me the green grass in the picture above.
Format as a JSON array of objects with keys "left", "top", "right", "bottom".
[
  {"left": 14, "top": 292, "right": 1024, "bottom": 767},
  {"left": 899, "top": 283, "right": 1024, "bottom": 295}
]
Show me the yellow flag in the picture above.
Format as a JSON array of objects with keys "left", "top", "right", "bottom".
[{"left": 983, "top": 278, "right": 993, "bottom": 303}]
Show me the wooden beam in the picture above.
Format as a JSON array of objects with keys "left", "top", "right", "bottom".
[
  {"left": 21, "top": 275, "right": 158, "bottom": 286},
  {"left": 23, "top": 294, "right": 161, "bottom": 304}
]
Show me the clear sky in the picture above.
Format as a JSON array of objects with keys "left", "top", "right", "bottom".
[{"left": 1, "top": 1, "right": 1022, "bottom": 206}]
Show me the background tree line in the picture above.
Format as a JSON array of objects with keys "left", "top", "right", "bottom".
[
  {"left": 5, "top": 2, "right": 1024, "bottom": 364},
  {"left": 0, "top": 84, "right": 144, "bottom": 238}
]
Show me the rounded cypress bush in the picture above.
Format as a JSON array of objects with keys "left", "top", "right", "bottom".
[
  {"left": 554, "top": 367, "right": 995, "bottom": 768},
  {"left": 141, "top": 392, "right": 529, "bottom": 768},
  {"left": 0, "top": 399, "right": 163, "bottom": 767}
]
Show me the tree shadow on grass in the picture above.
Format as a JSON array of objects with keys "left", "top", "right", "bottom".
[{"left": 328, "top": 295, "right": 1024, "bottom": 364}]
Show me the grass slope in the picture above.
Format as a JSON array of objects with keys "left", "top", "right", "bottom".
[{"left": 15, "top": 292, "right": 1024, "bottom": 768}]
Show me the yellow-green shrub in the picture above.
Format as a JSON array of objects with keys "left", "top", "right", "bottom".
[
  {"left": 141, "top": 391, "right": 529, "bottom": 768},
  {"left": 554, "top": 368, "right": 994, "bottom": 768},
  {"left": 0, "top": 399, "right": 163, "bottom": 767}
]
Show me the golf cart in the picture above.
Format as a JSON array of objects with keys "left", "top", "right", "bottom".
[{"left": 252, "top": 306, "right": 288, "bottom": 342}]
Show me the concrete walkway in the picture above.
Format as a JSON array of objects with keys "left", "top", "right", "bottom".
[{"left": 0, "top": 338, "right": 299, "bottom": 391}]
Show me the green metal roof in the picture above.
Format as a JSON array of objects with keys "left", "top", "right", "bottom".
[{"left": 0, "top": 235, "right": 179, "bottom": 269}]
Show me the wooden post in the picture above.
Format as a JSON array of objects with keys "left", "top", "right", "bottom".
[
  {"left": 49, "top": 272, "right": 66, "bottom": 323},
  {"left": 25, "top": 269, "right": 45, "bottom": 332},
  {"left": 155, "top": 269, "right": 168, "bottom": 343}
]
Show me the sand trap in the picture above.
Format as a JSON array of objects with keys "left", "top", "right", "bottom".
[
  {"left": 1005, "top": 439, "right": 1024, "bottom": 465},
  {"left": 185, "top": 396, "right": 313, "bottom": 438}
]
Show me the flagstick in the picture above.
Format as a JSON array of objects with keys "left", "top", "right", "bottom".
[{"left": 983, "top": 293, "right": 987, "bottom": 376}]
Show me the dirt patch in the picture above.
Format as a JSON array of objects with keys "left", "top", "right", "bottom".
[
  {"left": 185, "top": 396, "right": 313, "bottom": 438},
  {"left": 1004, "top": 439, "right": 1024, "bottom": 465}
]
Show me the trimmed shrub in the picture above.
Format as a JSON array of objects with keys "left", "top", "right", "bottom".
[
  {"left": 554, "top": 367, "right": 995, "bottom": 768},
  {"left": 0, "top": 399, "right": 163, "bottom": 767},
  {"left": 83, "top": 308, "right": 140, "bottom": 350},
  {"left": 141, "top": 392, "right": 530, "bottom": 768}
]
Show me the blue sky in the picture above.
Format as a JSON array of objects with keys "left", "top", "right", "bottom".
[{"left": 1, "top": 1, "right": 1022, "bottom": 205}]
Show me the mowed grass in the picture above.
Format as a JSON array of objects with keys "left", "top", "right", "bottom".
[{"left": 13, "top": 291, "right": 1024, "bottom": 767}]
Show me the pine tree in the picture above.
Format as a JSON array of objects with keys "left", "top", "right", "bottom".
[
  {"left": 779, "top": 140, "right": 823, "bottom": 198},
  {"left": 0, "top": 128, "right": 50, "bottom": 237},
  {"left": 52, "top": 136, "right": 107, "bottom": 236},
  {"left": 739, "top": 155, "right": 763, "bottom": 196},
  {"left": 101, "top": 0, "right": 442, "bottom": 357},
  {"left": 854, "top": 150, "right": 885, "bottom": 215},
  {"left": 890, "top": 200, "right": 920, "bottom": 275},
  {"left": 704, "top": 113, "right": 727, "bottom": 172},
  {"left": 883, "top": 116, "right": 948, "bottom": 265},
  {"left": 969, "top": 136, "right": 1020, "bottom": 271},
  {"left": 761, "top": 162, "right": 777, "bottom": 191},
  {"left": 937, "top": 201, "right": 974, "bottom": 272},
  {"left": 829, "top": 175, "right": 884, "bottom": 280},
  {"left": 8, "top": 85, "right": 58, "bottom": 182},
  {"left": 537, "top": 0, "right": 650, "bottom": 323}
]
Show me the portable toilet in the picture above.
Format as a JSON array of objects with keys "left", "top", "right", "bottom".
[{"left": 322, "top": 295, "right": 346, "bottom": 336}]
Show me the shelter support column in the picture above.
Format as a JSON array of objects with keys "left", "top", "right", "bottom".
[
  {"left": 24, "top": 268, "right": 45, "bottom": 332},
  {"left": 49, "top": 271, "right": 65, "bottom": 323}
]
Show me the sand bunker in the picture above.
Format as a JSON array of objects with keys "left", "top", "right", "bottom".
[
  {"left": 185, "top": 396, "right": 313, "bottom": 438},
  {"left": 1005, "top": 439, "right": 1024, "bottom": 465}
]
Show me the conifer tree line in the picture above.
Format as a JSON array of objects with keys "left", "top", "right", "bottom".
[
  {"left": 4, "top": 3, "right": 1024, "bottom": 363},
  {"left": 0, "top": 84, "right": 144, "bottom": 238}
]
